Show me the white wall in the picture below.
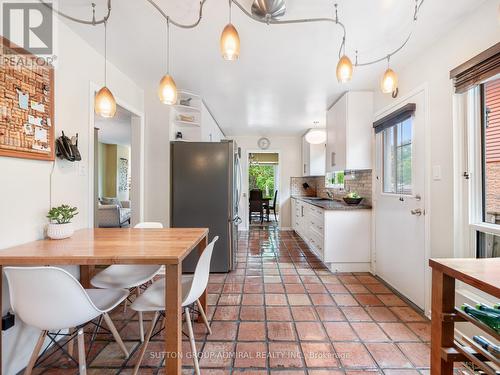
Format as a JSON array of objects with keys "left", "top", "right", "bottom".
[
  {"left": 0, "top": 20, "right": 144, "bottom": 374},
  {"left": 374, "top": 0, "right": 499, "bottom": 260},
  {"left": 231, "top": 136, "right": 302, "bottom": 230},
  {"left": 144, "top": 89, "right": 171, "bottom": 227},
  {"left": 201, "top": 102, "right": 225, "bottom": 142}
]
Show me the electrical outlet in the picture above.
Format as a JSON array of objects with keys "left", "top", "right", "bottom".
[{"left": 78, "top": 163, "right": 86, "bottom": 176}]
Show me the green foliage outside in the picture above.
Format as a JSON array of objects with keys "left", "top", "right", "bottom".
[{"left": 249, "top": 165, "right": 275, "bottom": 198}]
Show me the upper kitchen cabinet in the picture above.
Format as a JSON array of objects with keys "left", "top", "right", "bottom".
[
  {"left": 302, "top": 135, "right": 326, "bottom": 176},
  {"left": 326, "top": 91, "right": 374, "bottom": 172}
]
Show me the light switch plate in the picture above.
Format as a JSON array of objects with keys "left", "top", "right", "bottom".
[{"left": 432, "top": 165, "right": 442, "bottom": 181}]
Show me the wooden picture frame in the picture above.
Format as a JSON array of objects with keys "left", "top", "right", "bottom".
[{"left": 0, "top": 36, "right": 55, "bottom": 161}]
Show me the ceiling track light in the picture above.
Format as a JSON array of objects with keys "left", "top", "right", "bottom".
[
  {"left": 43, "top": 0, "right": 425, "bottom": 97},
  {"left": 95, "top": 19, "right": 117, "bottom": 118},
  {"left": 158, "top": 17, "right": 178, "bottom": 105},
  {"left": 380, "top": 56, "right": 398, "bottom": 95},
  {"left": 221, "top": 0, "right": 241, "bottom": 61}
]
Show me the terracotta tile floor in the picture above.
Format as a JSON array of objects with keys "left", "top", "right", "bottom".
[{"left": 30, "top": 227, "right": 453, "bottom": 374}]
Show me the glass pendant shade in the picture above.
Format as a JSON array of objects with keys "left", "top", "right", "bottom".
[
  {"left": 336, "top": 55, "right": 353, "bottom": 83},
  {"left": 220, "top": 23, "right": 240, "bottom": 61},
  {"left": 158, "top": 74, "right": 178, "bottom": 105},
  {"left": 380, "top": 68, "right": 398, "bottom": 94},
  {"left": 95, "top": 86, "right": 116, "bottom": 118},
  {"left": 305, "top": 129, "right": 327, "bottom": 144}
]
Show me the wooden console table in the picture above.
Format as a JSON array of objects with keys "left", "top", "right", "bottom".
[{"left": 429, "top": 258, "right": 500, "bottom": 375}]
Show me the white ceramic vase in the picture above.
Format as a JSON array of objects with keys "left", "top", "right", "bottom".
[{"left": 47, "top": 222, "right": 74, "bottom": 240}]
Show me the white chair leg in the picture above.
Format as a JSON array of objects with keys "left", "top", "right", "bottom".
[
  {"left": 24, "top": 330, "right": 47, "bottom": 375},
  {"left": 77, "top": 328, "right": 87, "bottom": 375},
  {"left": 136, "top": 287, "right": 145, "bottom": 342},
  {"left": 185, "top": 307, "right": 200, "bottom": 375},
  {"left": 103, "top": 313, "right": 129, "bottom": 358},
  {"left": 196, "top": 299, "right": 212, "bottom": 335},
  {"left": 133, "top": 311, "right": 159, "bottom": 375}
]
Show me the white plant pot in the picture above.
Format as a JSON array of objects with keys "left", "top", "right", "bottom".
[{"left": 47, "top": 222, "right": 74, "bottom": 240}]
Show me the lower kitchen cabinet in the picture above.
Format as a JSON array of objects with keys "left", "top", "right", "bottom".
[{"left": 291, "top": 197, "right": 371, "bottom": 272}]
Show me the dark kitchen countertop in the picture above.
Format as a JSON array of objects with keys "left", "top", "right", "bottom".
[{"left": 292, "top": 196, "right": 372, "bottom": 211}]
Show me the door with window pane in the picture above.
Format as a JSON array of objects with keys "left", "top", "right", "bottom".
[{"left": 375, "top": 92, "right": 426, "bottom": 310}]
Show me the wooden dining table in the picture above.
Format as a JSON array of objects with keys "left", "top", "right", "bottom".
[{"left": 0, "top": 227, "right": 209, "bottom": 375}]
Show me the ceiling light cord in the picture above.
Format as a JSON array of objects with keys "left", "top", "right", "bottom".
[
  {"left": 104, "top": 20, "right": 107, "bottom": 85},
  {"left": 166, "top": 17, "right": 171, "bottom": 74}
]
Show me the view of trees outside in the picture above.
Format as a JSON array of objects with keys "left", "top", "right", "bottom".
[
  {"left": 249, "top": 165, "right": 275, "bottom": 197},
  {"left": 383, "top": 118, "right": 412, "bottom": 195}
]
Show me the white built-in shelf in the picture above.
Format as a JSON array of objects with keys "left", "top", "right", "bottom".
[
  {"left": 175, "top": 120, "right": 200, "bottom": 127},
  {"left": 173, "top": 104, "right": 201, "bottom": 113}
]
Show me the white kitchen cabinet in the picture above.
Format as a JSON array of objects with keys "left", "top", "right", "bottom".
[
  {"left": 326, "top": 91, "right": 374, "bottom": 172},
  {"left": 291, "top": 197, "right": 371, "bottom": 272},
  {"left": 302, "top": 136, "right": 325, "bottom": 176}
]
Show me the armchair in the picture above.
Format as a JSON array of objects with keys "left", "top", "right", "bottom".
[{"left": 97, "top": 198, "right": 131, "bottom": 228}]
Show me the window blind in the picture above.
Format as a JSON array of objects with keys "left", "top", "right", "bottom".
[
  {"left": 450, "top": 42, "right": 500, "bottom": 94},
  {"left": 373, "top": 103, "right": 416, "bottom": 134}
]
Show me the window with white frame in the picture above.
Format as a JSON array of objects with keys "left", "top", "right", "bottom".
[
  {"left": 477, "top": 77, "right": 500, "bottom": 258},
  {"left": 382, "top": 118, "right": 413, "bottom": 195}
]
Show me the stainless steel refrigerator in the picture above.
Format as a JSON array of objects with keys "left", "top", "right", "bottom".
[{"left": 171, "top": 140, "right": 242, "bottom": 273}]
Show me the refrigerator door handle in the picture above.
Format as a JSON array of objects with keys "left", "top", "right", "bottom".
[{"left": 236, "top": 156, "right": 243, "bottom": 209}]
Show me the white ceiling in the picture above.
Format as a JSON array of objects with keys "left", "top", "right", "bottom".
[
  {"left": 96, "top": 104, "right": 132, "bottom": 146},
  {"left": 62, "top": 0, "right": 487, "bottom": 135}
]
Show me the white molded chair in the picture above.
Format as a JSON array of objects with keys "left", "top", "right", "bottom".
[
  {"left": 90, "top": 222, "right": 163, "bottom": 341},
  {"left": 4, "top": 266, "right": 129, "bottom": 375},
  {"left": 130, "top": 236, "right": 219, "bottom": 375}
]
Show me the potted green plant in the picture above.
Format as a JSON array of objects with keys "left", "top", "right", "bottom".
[{"left": 46, "top": 205, "right": 79, "bottom": 239}]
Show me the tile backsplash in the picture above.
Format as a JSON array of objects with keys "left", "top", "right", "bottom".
[{"left": 290, "top": 169, "right": 372, "bottom": 206}]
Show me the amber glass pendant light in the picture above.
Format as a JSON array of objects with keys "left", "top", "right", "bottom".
[
  {"left": 220, "top": 0, "right": 240, "bottom": 61},
  {"left": 336, "top": 55, "right": 353, "bottom": 83},
  {"left": 95, "top": 21, "right": 117, "bottom": 118},
  {"left": 158, "top": 18, "right": 178, "bottom": 105},
  {"left": 380, "top": 57, "right": 398, "bottom": 94}
]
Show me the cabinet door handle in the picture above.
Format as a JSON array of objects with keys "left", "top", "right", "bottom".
[
  {"left": 304, "top": 164, "right": 306, "bottom": 174},
  {"left": 331, "top": 152, "right": 336, "bottom": 167}
]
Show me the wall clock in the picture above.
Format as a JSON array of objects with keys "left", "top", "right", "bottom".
[{"left": 258, "top": 137, "right": 270, "bottom": 150}]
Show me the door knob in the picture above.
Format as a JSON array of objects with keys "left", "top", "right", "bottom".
[{"left": 410, "top": 208, "right": 423, "bottom": 216}]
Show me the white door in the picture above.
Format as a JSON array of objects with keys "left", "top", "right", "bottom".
[{"left": 374, "top": 91, "right": 426, "bottom": 309}]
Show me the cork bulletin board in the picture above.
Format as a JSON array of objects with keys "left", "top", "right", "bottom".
[{"left": 0, "top": 36, "right": 55, "bottom": 161}]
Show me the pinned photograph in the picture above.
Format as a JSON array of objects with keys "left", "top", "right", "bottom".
[
  {"left": 17, "top": 90, "right": 29, "bottom": 110},
  {"left": 31, "top": 101, "right": 45, "bottom": 113},
  {"left": 28, "top": 115, "right": 43, "bottom": 126},
  {"left": 24, "top": 123, "right": 34, "bottom": 135}
]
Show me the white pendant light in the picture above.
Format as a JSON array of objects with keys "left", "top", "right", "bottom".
[
  {"left": 158, "top": 18, "right": 178, "bottom": 105},
  {"left": 220, "top": 0, "right": 240, "bottom": 61},
  {"left": 305, "top": 128, "right": 326, "bottom": 144},
  {"left": 95, "top": 21, "right": 116, "bottom": 118},
  {"left": 380, "top": 57, "right": 398, "bottom": 94}
]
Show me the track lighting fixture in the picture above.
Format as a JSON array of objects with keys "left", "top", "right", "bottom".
[
  {"left": 220, "top": 0, "right": 240, "bottom": 61},
  {"left": 158, "top": 18, "right": 178, "bottom": 105},
  {"left": 95, "top": 21, "right": 117, "bottom": 118},
  {"left": 380, "top": 57, "right": 398, "bottom": 94}
]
